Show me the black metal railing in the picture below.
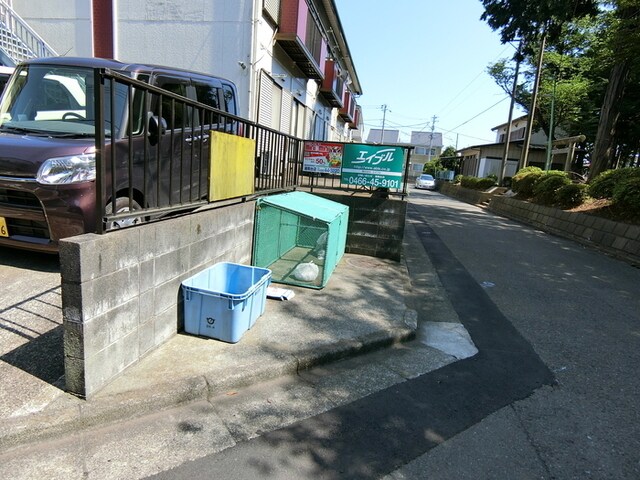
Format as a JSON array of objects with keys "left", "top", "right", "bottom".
[
  {"left": 93, "top": 69, "right": 409, "bottom": 235},
  {"left": 94, "top": 68, "right": 302, "bottom": 233}
]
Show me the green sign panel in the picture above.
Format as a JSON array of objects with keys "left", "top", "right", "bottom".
[{"left": 341, "top": 144, "right": 405, "bottom": 189}]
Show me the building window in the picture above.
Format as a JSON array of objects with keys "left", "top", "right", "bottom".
[
  {"left": 511, "top": 127, "right": 525, "bottom": 141},
  {"left": 305, "top": 11, "right": 323, "bottom": 66}
]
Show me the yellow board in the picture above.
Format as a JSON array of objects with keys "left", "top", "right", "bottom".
[
  {"left": 209, "top": 131, "right": 256, "bottom": 202},
  {"left": 0, "top": 216, "right": 8, "bottom": 237}
]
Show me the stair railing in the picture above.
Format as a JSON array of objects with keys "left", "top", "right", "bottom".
[{"left": 0, "top": 0, "right": 57, "bottom": 63}]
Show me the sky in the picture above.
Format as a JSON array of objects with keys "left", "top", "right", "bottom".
[{"left": 334, "top": 0, "right": 525, "bottom": 150}]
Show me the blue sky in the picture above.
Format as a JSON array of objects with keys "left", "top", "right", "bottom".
[{"left": 334, "top": 0, "right": 525, "bottom": 149}]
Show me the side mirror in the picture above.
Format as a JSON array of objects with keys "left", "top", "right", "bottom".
[{"left": 148, "top": 114, "right": 167, "bottom": 136}]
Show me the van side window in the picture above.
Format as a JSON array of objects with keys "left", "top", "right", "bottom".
[
  {"left": 222, "top": 84, "right": 237, "bottom": 116},
  {"left": 194, "top": 84, "right": 220, "bottom": 110},
  {"left": 193, "top": 82, "right": 222, "bottom": 127},
  {"left": 154, "top": 76, "right": 190, "bottom": 129}
]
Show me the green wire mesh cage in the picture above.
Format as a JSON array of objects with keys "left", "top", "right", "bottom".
[{"left": 253, "top": 192, "right": 348, "bottom": 289}]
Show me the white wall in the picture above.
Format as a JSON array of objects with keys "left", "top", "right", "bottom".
[
  {"left": 12, "top": 0, "right": 92, "bottom": 56},
  {"left": 482, "top": 158, "right": 518, "bottom": 178},
  {"left": 116, "top": 0, "right": 254, "bottom": 119}
]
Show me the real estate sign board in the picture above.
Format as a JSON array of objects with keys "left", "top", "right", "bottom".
[
  {"left": 303, "top": 142, "right": 344, "bottom": 175},
  {"left": 341, "top": 144, "right": 405, "bottom": 189}
]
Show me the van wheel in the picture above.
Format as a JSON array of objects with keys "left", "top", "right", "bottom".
[{"left": 105, "top": 197, "right": 143, "bottom": 229}]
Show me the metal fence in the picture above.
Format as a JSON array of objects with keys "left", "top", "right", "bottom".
[
  {"left": 94, "top": 69, "right": 410, "bottom": 235},
  {"left": 94, "top": 68, "right": 302, "bottom": 233}
]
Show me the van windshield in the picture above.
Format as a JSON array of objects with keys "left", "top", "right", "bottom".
[{"left": 0, "top": 64, "right": 126, "bottom": 138}]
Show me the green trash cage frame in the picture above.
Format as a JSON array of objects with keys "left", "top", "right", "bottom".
[{"left": 252, "top": 191, "right": 348, "bottom": 289}]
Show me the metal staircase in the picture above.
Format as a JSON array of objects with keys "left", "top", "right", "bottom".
[{"left": 0, "top": 0, "right": 56, "bottom": 65}]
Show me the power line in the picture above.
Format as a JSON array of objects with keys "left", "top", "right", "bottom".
[
  {"left": 437, "top": 45, "right": 513, "bottom": 117},
  {"left": 448, "top": 96, "right": 509, "bottom": 131}
]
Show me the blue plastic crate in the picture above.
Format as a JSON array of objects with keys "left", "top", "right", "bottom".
[{"left": 181, "top": 262, "right": 271, "bottom": 343}]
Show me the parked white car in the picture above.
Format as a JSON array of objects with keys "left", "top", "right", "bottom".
[
  {"left": 0, "top": 66, "right": 14, "bottom": 94},
  {"left": 415, "top": 174, "right": 436, "bottom": 190}
]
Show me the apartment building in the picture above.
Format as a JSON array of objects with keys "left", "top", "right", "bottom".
[{"left": 3, "top": 0, "right": 363, "bottom": 142}]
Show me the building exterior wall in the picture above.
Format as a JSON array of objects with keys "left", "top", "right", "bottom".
[
  {"left": 494, "top": 116, "right": 550, "bottom": 146},
  {"left": 12, "top": 0, "right": 92, "bottom": 56}
]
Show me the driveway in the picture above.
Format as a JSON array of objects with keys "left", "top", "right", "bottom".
[{"left": 0, "top": 248, "right": 63, "bottom": 416}]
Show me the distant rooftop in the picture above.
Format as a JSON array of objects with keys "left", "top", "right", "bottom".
[
  {"left": 410, "top": 131, "right": 443, "bottom": 147},
  {"left": 367, "top": 128, "right": 400, "bottom": 144}
]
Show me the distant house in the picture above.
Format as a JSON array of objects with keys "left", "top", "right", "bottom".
[
  {"left": 366, "top": 128, "right": 400, "bottom": 144},
  {"left": 408, "top": 131, "right": 443, "bottom": 178},
  {"left": 457, "top": 115, "right": 562, "bottom": 179},
  {"left": 366, "top": 129, "right": 443, "bottom": 179}
]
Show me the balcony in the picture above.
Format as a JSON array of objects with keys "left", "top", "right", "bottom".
[
  {"left": 319, "top": 59, "right": 344, "bottom": 107},
  {"left": 339, "top": 90, "right": 356, "bottom": 123},
  {"left": 275, "top": 0, "right": 326, "bottom": 80},
  {"left": 349, "top": 105, "right": 361, "bottom": 130}
]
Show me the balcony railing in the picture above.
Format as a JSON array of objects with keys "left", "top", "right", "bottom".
[
  {"left": 275, "top": 0, "right": 326, "bottom": 80},
  {"left": 319, "top": 59, "right": 344, "bottom": 107}
]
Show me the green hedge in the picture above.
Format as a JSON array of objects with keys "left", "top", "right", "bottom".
[
  {"left": 459, "top": 176, "right": 496, "bottom": 190},
  {"left": 588, "top": 167, "right": 640, "bottom": 199},
  {"left": 532, "top": 171, "right": 572, "bottom": 205},
  {"left": 511, "top": 167, "right": 543, "bottom": 198},
  {"left": 612, "top": 176, "right": 640, "bottom": 212},
  {"left": 556, "top": 183, "right": 588, "bottom": 209}
]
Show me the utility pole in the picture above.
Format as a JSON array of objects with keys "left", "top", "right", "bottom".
[
  {"left": 544, "top": 76, "right": 557, "bottom": 171},
  {"left": 500, "top": 40, "right": 522, "bottom": 185},
  {"left": 380, "top": 104, "right": 389, "bottom": 143},
  {"left": 428, "top": 115, "right": 437, "bottom": 163},
  {"left": 520, "top": 33, "right": 547, "bottom": 170}
]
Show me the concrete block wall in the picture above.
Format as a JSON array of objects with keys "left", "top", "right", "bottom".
[
  {"left": 439, "top": 182, "right": 495, "bottom": 205},
  {"left": 490, "top": 196, "right": 640, "bottom": 266},
  {"left": 318, "top": 194, "right": 407, "bottom": 261},
  {"left": 59, "top": 202, "right": 256, "bottom": 398}
]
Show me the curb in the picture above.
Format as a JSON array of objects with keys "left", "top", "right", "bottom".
[{"left": 0, "top": 323, "right": 416, "bottom": 451}]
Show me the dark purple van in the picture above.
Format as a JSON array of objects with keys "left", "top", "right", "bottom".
[{"left": 0, "top": 57, "right": 239, "bottom": 253}]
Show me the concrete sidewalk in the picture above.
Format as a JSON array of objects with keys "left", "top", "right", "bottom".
[{"left": 1, "top": 253, "right": 421, "bottom": 450}]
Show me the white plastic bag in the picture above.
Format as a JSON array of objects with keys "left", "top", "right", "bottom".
[
  {"left": 315, "top": 232, "right": 328, "bottom": 260},
  {"left": 293, "top": 261, "right": 319, "bottom": 282}
]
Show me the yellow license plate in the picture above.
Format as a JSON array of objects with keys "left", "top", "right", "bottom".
[{"left": 0, "top": 216, "right": 8, "bottom": 237}]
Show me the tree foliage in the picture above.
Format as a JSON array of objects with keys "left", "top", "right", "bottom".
[
  {"left": 487, "top": 16, "right": 601, "bottom": 140},
  {"left": 440, "top": 146, "right": 457, "bottom": 158},
  {"left": 481, "top": 0, "right": 640, "bottom": 179},
  {"left": 589, "top": 0, "right": 640, "bottom": 179},
  {"left": 480, "top": 0, "right": 598, "bottom": 43}
]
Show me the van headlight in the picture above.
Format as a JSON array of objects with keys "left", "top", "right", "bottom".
[{"left": 37, "top": 154, "right": 96, "bottom": 185}]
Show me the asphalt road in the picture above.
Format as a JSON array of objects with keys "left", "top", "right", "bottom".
[{"left": 392, "top": 190, "right": 640, "bottom": 479}]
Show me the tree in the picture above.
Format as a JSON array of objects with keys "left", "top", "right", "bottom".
[
  {"left": 481, "top": 0, "right": 640, "bottom": 179},
  {"left": 480, "top": 0, "right": 599, "bottom": 44},
  {"left": 487, "top": 16, "right": 600, "bottom": 141},
  {"left": 589, "top": 0, "right": 640, "bottom": 179},
  {"left": 481, "top": 0, "right": 599, "bottom": 168},
  {"left": 422, "top": 157, "right": 443, "bottom": 175},
  {"left": 440, "top": 146, "right": 457, "bottom": 158}
]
